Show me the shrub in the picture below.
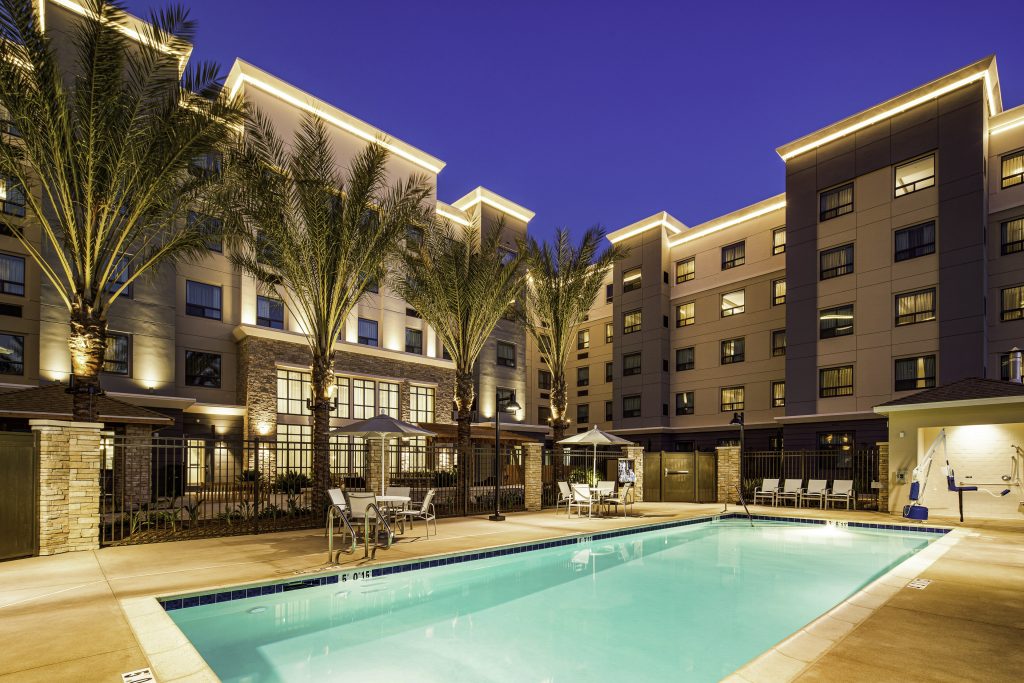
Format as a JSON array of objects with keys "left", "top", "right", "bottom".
[{"left": 275, "top": 470, "right": 311, "bottom": 494}]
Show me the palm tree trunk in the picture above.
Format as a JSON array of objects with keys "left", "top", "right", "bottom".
[
  {"left": 549, "top": 371, "right": 569, "bottom": 481},
  {"left": 454, "top": 369, "right": 475, "bottom": 516},
  {"left": 310, "top": 356, "right": 334, "bottom": 515},
  {"left": 67, "top": 305, "right": 107, "bottom": 422}
]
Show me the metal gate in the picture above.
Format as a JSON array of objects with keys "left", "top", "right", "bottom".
[
  {"left": 644, "top": 451, "right": 717, "bottom": 503},
  {"left": 0, "top": 432, "right": 38, "bottom": 560}
]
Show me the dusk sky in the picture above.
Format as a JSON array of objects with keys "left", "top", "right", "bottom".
[{"left": 128, "top": 0, "right": 1024, "bottom": 242}]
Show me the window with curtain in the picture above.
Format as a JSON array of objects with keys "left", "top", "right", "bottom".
[
  {"left": 379, "top": 381, "right": 400, "bottom": 418},
  {"left": 1001, "top": 285, "right": 1024, "bottom": 321},
  {"left": 623, "top": 352, "right": 641, "bottom": 376},
  {"left": 357, "top": 318, "right": 378, "bottom": 346},
  {"left": 577, "top": 366, "right": 590, "bottom": 387},
  {"left": 256, "top": 295, "right": 284, "bottom": 329},
  {"left": 538, "top": 369, "right": 551, "bottom": 390},
  {"left": 0, "top": 332, "right": 24, "bottom": 374},
  {"left": 103, "top": 333, "right": 130, "bottom": 375},
  {"left": 772, "top": 279, "right": 786, "bottom": 306},
  {"left": 819, "top": 304, "right": 854, "bottom": 339},
  {"left": 496, "top": 341, "right": 516, "bottom": 367},
  {"left": 721, "top": 337, "right": 744, "bottom": 364},
  {"left": 895, "top": 289, "right": 936, "bottom": 326},
  {"left": 720, "top": 386, "right": 744, "bottom": 411},
  {"left": 333, "top": 376, "right": 350, "bottom": 419},
  {"left": 819, "top": 183, "right": 853, "bottom": 221},
  {"left": 605, "top": 283, "right": 613, "bottom": 303},
  {"left": 187, "top": 211, "right": 224, "bottom": 252},
  {"left": 1001, "top": 150, "right": 1024, "bottom": 188},
  {"left": 0, "top": 176, "right": 25, "bottom": 217},
  {"left": 352, "top": 379, "right": 376, "bottom": 418},
  {"left": 605, "top": 322, "right": 613, "bottom": 343},
  {"left": 277, "top": 369, "right": 311, "bottom": 415},
  {"left": 185, "top": 350, "right": 221, "bottom": 387},
  {"left": 605, "top": 362, "right": 613, "bottom": 382},
  {"left": 409, "top": 385, "right": 435, "bottom": 423},
  {"left": 675, "top": 391, "right": 694, "bottom": 415},
  {"left": 820, "top": 244, "right": 854, "bottom": 279},
  {"left": 622, "top": 395, "right": 641, "bottom": 418},
  {"left": 819, "top": 365, "right": 854, "bottom": 397},
  {"left": 675, "top": 257, "right": 695, "bottom": 283},
  {"left": 1001, "top": 217, "right": 1024, "bottom": 255},
  {"left": 721, "top": 290, "right": 745, "bottom": 317},
  {"left": 721, "top": 241, "right": 745, "bottom": 269},
  {"left": 676, "top": 346, "right": 694, "bottom": 371},
  {"left": 0, "top": 253, "right": 24, "bottom": 295},
  {"left": 623, "top": 267, "right": 642, "bottom": 293},
  {"left": 576, "top": 403, "right": 589, "bottom": 424},
  {"left": 894, "top": 155, "right": 935, "bottom": 196},
  {"left": 772, "top": 329, "right": 787, "bottom": 357},
  {"left": 772, "top": 227, "right": 786, "bottom": 255},
  {"left": 676, "top": 301, "right": 694, "bottom": 327},
  {"left": 405, "top": 328, "right": 423, "bottom": 354},
  {"left": 772, "top": 381, "right": 785, "bottom": 407},
  {"left": 577, "top": 329, "right": 590, "bottom": 350},
  {"left": 623, "top": 309, "right": 642, "bottom": 334},
  {"left": 894, "top": 221, "right": 936, "bottom": 261},
  {"left": 186, "top": 281, "right": 221, "bottom": 319},
  {"left": 895, "top": 355, "right": 936, "bottom": 391}
]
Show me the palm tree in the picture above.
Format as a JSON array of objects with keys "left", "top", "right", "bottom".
[
  {"left": 224, "top": 109, "right": 434, "bottom": 513},
  {"left": 394, "top": 219, "right": 526, "bottom": 515},
  {"left": 523, "top": 227, "right": 624, "bottom": 444},
  {"left": 0, "top": 0, "right": 243, "bottom": 420}
]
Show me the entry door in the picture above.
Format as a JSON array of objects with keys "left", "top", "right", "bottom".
[
  {"left": 0, "top": 433, "right": 37, "bottom": 560},
  {"left": 662, "top": 452, "right": 697, "bottom": 502}
]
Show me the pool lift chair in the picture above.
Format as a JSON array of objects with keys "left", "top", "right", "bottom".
[
  {"left": 943, "top": 462, "right": 1011, "bottom": 523},
  {"left": 904, "top": 429, "right": 945, "bottom": 521}
]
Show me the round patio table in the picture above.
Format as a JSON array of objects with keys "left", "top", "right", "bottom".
[{"left": 376, "top": 495, "right": 411, "bottom": 534}]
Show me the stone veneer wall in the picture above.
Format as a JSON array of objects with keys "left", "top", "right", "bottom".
[
  {"left": 716, "top": 446, "right": 741, "bottom": 504},
  {"left": 114, "top": 424, "right": 154, "bottom": 509},
  {"left": 877, "top": 441, "right": 889, "bottom": 513},
  {"left": 31, "top": 420, "right": 102, "bottom": 555},
  {"left": 523, "top": 443, "right": 543, "bottom": 511}
]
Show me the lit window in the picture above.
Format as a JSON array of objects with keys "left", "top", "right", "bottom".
[
  {"left": 379, "top": 381, "right": 399, "bottom": 418},
  {"left": 185, "top": 350, "right": 220, "bottom": 387},
  {"left": 675, "top": 347, "right": 694, "bottom": 371},
  {"left": 819, "top": 365, "right": 854, "bottom": 398},
  {"left": 1001, "top": 285, "right": 1024, "bottom": 321},
  {"left": 720, "top": 290, "right": 745, "bottom": 317},
  {"left": 820, "top": 244, "right": 854, "bottom": 279},
  {"left": 675, "top": 257, "right": 694, "bottom": 283},
  {"left": 405, "top": 328, "right": 423, "bottom": 354},
  {"left": 772, "top": 330, "right": 786, "bottom": 357},
  {"left": 721, "top": 241, "right": 745, "bottom": 270},
  {"left": 1001, "top": 150, "right": 1024, "bottom": 189},
  {"left": 357, "top": 318, "right": 378, "bottom": 346},
  {"left": 720, "top": 386, "right": 744, "bottom": 411},
  {"left": 771, "top": 381, "right": 785, "bottom": 408},
  {"left": 772, "top": 227, "right": 786, "bottom": 255},
  {"left": 676, "top": 301, "right": 694, "bottom": 327},
  {"left": 623, "top": 352, "right": 641, "bottom": 376},
  {"left": 1001, "top": 217, "right": 1024, "bottom": 255},
  {"left": 721, "top": 338, "right": 744, "bottom": 364},
  {"left": 353, "top": 379, "right": 376, "bottom": 419},
  {"left": 0, "top": 253, "right": 24, "bottom": 295},
  {"left": 577, "top": 366, "right": 589, "bottom": 387},
  {"left": 103, "top": 333, "right": 130, "bottom": 375},
  {"left": 894, "top": 155, "right": 935, "bottom": 196},
  {"left": 605, "top": 362, "right": 613, "bottom": 382},
  {"left": 818, "top": 431, "right": 854, "bottom": 452},
  {"left": 497, "top": 341, "right": 516, "bottom": 367},
  {"left": 256, "top": 295, "right": 284, "bottom": 329},
  {"left": 186, "top": 281, "right": 221, "bottom": 320},
  {"left": 895, "top": 356, "right": 936, "bottom": 391},
  {"left": 333, "top": 377, "right": 350, "bottom": 419},
  {"left": 820, "top": 183, "right": 853, "bottom": 221},
  {"left": 623, "top": 309, "right": 642, "bottom": 334},
  {"left": 0, "top": 176, "right": 25, "bottom": 217},
  {"left": 622, "top": 395, "right": 641, "bottom": 418},
  {"left": 605, "top": 322, "right": 613, "bottom": 343},
  {"left": 0, "top": 332, "right": 24, "bottom": 374},
  {"left": 675, "top": 391, "right": 694, "bottom": 415},
  {"left": 577, "top": 329, "right": 590, "bottom": 350},
  {"left": 894, "top": 222, "right": 935, "bottom": 261},
  {"left": 277, "top": 369, "right": 311, "bottom": 415},
  {"left": 819, "top": 304, "right": 854, "bottom": 339},
  {"left": 895, "top": 289, "right": 936, "bottom": 326},
  {"left": 623, "top": 267, "right": 642, "bottom": 293},
  {"left": 772, "top": 279, "right": 786, "bottom": 306}
]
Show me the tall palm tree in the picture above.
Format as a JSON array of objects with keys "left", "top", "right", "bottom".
[
  {"left": 224, "top": 109, "right": 434, "bottom": 513},
  {"left": 0, "top": 0, "right": 243, "bottom": 420},
  {"left": 394, "top": 219, "right": 526, "bottom": 515},
  {"left": 523, "top": 227, "right": 624, "bottom": 444}
]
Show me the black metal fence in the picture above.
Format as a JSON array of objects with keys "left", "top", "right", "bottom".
[
  {"left": 541, "top": 448, "right": 630, "bottom": 507},
  {"left": 741, "top": 449, "right": 880, "bottom": 509}
]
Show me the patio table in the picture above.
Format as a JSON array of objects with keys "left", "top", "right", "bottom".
[{"left": 376, "top": 495, "right": 411, "bottom": 534}]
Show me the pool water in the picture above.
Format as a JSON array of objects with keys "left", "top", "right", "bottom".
[{"left": 168, "top": 519, "right": 933, "bottom": 682}]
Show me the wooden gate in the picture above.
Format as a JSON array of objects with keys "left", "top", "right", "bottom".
[
  {"left": 644, "top": 451, "right": 717, "bottom": 503},
  {"left": 0, "top": 432, "right": 38, "bottom": 560}
]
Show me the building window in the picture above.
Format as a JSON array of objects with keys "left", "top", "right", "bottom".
[
  {"left": 772, "top": 227, "right": 786, "bottom": 255},
  {"left": 721, "top": 290, "right": 745, "bottom": 317},
  {"left": 772, "top": 329, "right": 786, "bottom": 357},
  {"left": 819, "top": 365, "right": 854, "bottom": 398},
  {"left": 185, "top": 281, "right": 222, "bottom": 320},
  {"left": 720, "top": 386, "right": 744, "bottom": 411},
  {"left": 820, "top": 244, "right": 854, "bottom": 280},
  {"left": 721, "top": 338, "right": 744, "bottom": 364},
  {"left": 0, "top": 176, "right": 25, "bottom": 217},
  {"left": 623, "top": 267, "right": 642, "bottom": 293},
  {"left": 577, "top": 329, "right": 590, "bottom": 350},
  {"left": 605, "top": 322, "right": 613, "bottom": 343},
  {"left": 675, "top": 301, "right": 694, "bottom": 327},
  {"left": 185, "top": 350, "right": 221, "bottom": 388},
  {"left": 895, "top": 355, "right": 936, "bottom": 391},
  {"left": 676, "top": 346, "right": 694, "bottom": 371},
  {"left": 1001, "top": 217, "right": 1024, "bottom": 255},
  {"left": 623, "top": 309, "right": 642, "bottom": 334},
  {"left": 895, "top": 288, "right": 936, "bottom": 326},
  {"left": 496, "top": 341, "right": 517, "bottom": 367},
  {"left": 604, "top": 401, "right": 613, "bottom": 421},
  {"left": 605, "top": 362, "right": 613, "bottom": 382},
  {"left": 539, "top": 406, "right": 551, "bottom": 424},
  {"left": 818, "top": 432, "right": 854, "bottom": 452},
  {"left": 771, "top": 381, "right": 785, "bottom": 408},
  {"left": 277, "top": 369, "right": 311, "bottom": 415},
  {"left": 103, "top": 333, "right": 130, "bottom": 375},
  {"left": 772, "top": 279, "right": 786, "bottom": 306},
  {"left": 894, "top": 155, "right": 935, "bottom": 197},
  {"left": 721, "top": 241, "right": 745, "bottom": 270},
  {"left": 622, "top": 395, "right": 641, "bottom": 418},
  {"left": 675, "top": 257, "right": 695, "bottom": 283},
  {"left": 256, "top": 295, "right": 284, "bottom": 329},
  {"left": 379, "top": 381, "right": 400, "bottom": 418},
  {"left": 1001, "top": 285, "right": 1024, "bottom": 321},
  {"left": 1000, "top": 354, "right": 1013, "bottom": 381},
  {"left": 576, "top": 403, "right": 589, "bottom": 425},
  {"left": 605, "top": 283, "right": 613, "bottom": 303},
  {"left": 405, "top": 224, "right": 423, "bottom": 249},
  {"left": 623, "top": 352, "right": 641, "bottom": 376},
  {"left": 820, "top": 182, "right": 853, "bottom": 221},
  {"left": 0, "top": 253, "right": 24, "bottom": 295},
  {"left": 819, "top": 304, "right": 854, "bottom": 339},
  {"left": 333, "top": 376, "right": 350, "bottom": 419},
  {"left": 675, "top": 391, "right": 694, "bottom": 416},
  {"left": 357, "top": 318, "right": 378, "bottom": 346},
  {"left": 352, "top": 378, "right": 376, "bottom": 419},
  {"left": 577, "top": 366, "right": 590, "bottom": 387},
  {"left": 405, "top": 328, "right": 423, "bottom": 354},
  {"left": 187, "top": 211, "right": 223, "bottom": 252},
  {"left": 403, "top": 384, "right": 434, "bottom": 423},
  {"left": 538, "top": 369, "right": 551, "bottom": 390},
  {"left": 1001, "top": 150, "right": 1024, "bottom": 189},
  {"left": 0, "top": 332, "right": 24, "bottom": 374},
  {"left": 894, "top": 222, "right": 936, "bottom": 262}
]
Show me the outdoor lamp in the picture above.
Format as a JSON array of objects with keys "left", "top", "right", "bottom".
[{"left": 490, "top": 394, "right": 522, "bottom": 522}]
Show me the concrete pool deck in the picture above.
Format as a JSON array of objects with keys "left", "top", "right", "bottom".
[{"left": 0, "top": 503, "right": 1020, "bottom": 682}]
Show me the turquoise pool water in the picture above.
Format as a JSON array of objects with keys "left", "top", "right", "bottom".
[{"left": 168, "top": 518, "right": 933, "bottom": 682}]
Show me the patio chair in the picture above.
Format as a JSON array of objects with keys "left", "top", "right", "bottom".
[
  {"left": 800, "top": 479, "right": 828, "bottom": 508},
  {"left": 752, "top": 478, "right": 780, "bottom": 506},
  {"left": 602, "top": 483, "right": 633, "bottom": 518},
  {"left": 345, "top": 491, "right": 382, "bottom": 540},
  {"left": 555, "top": 481, "right": 573, "bottom": 515},
  {"left": 775, "top": 479, "right": 803, "bottom": 507},
  {"left": 568, "top": 483, "right": 594, "bottom": 518},
  {"left": 596, "top": 480, "right": 615, "bottom": 498},
  {"left": 399, "top": 489, "right": 437, "bottom": 538},
  {"left": 826, "top": 480, "right": 856, "bottom": 510},
  {"left": 385, "top": 486, "right": 411, "bottom": 498},
  {"left": 326, "top": 487, "right": 348, "bottom": 534}
]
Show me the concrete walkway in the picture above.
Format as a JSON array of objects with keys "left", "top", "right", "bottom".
[{"left": 0, "top": 503, "right": 1020, "bottom": 681}]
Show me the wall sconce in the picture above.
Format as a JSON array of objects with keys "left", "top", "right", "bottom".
[{"left": 256, "top": 421, "right": 271, "bottom": 436}]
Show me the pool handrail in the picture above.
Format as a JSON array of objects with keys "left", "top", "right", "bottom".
[
  {"left": 735, "top": 485, "right": 754, "bottom": 526},
  {"left": 326, "top": 505, "right": 357, "bottom": 563}
]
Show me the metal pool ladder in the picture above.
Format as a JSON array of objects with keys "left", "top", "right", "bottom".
[{"left": 327, "top": 503, "right": 394, "bottom": 562}]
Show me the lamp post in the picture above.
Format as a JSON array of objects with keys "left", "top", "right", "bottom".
[
  {"left": 727, "top": 411, "right": 745, "bottom": 512},
  {"left": 490, "top": 393, "right": 522, "bottom": 521}
]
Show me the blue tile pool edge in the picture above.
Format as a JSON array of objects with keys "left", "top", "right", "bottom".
[{"left": 158, "top": 512, "right": 951, "bottom": 612}]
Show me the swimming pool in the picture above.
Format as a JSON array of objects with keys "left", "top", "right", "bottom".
[{"left": 165, "top": 515, "right": 941, "bottom": 682}]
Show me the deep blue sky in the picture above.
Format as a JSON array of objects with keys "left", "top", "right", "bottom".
[{"left": 128, "top": 0, "right": 1024, "bottom": 241}]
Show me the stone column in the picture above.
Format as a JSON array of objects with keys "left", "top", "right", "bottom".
[
  {"left": 365, "top": 440, "right": 387, "bottom": 495},
  {"left": 116, "top": 424, "right": 153, "bottom": 510},
  {"left": 716, "top": 446, "right": 741, "bottom": 504},
  {"left": 523, "top": 443, "right": 543, "bottom": 511},
  {"left": 31, "top": 419, "right": 103, "bottom": 555},
  {"left": 622, "top": 445, "right": 644, "bottom": 502},
  {"left": 877, "top": 442, "right": 889, "bottom": 513}
]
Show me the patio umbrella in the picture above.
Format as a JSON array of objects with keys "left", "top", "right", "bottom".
[
  {"left": 558, "top": 425, "right": 633, "bottom": 484},
  {"left": 330, "top": 414, "right": 436, "bottom": 495}
]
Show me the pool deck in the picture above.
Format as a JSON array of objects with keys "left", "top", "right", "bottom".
[{"left": 0, "top": 503, "right": 1021, "bottom": 682}]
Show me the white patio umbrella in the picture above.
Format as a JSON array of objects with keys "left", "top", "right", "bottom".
[
  {"left": 557, "top": 425, "right": 633, "bottom": 484},
  {"left": 330, "top": 414, "right": 436, "bottom": 495}
]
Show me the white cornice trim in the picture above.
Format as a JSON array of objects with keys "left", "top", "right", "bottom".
[{"left": 874, "top": 394, "right": 1024, "bottom": 414}]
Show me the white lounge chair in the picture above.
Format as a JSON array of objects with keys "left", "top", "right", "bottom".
[
  {"left": 385, "top": 485, "right": 411, "bottom": 498},
  {"left": 399, "top": 489, "right": 437, "bottom": 538},
  {"left": 775, "top": 479, "right": 803, "bottom": 507},
  {"left": 827, "top": 480, "right": 856, "bottom": 509},
  {"left": 326, "top": 488, "right": 347, "bottom": 534},
  {"left": 800, "top": 479, "right": 828, "bottom": 508},
  {"left": 555, "top": 481, "right": 572, "bottom": 515},
  {"left": 753, "top": 478, "right": 780, "bottom": 506},
  {"left": 602, "top": 483, "right": 633, "bottom": 517},
  {"left": 568, "top": 483, "right": 594, "bottom": 518},
  {"left": 596, "top": 480, "right": 615, "bottom": 497}
]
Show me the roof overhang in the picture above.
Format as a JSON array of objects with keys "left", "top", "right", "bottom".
[
  {"left": 450, "top": 187, "right": 535, "bottom": 223},
  {"left": 608, "top": 211, "right": 686, "bottom": 244},
  {"left": 668, "top": 194, "right": 786, "bottom": 249},
  {"left": 773, "top": 410, "right": 881, "bottom": 424},
  {"left": 874, "top": 394, "right": 1024, "bottom": 415},
  {"left": 435, "top": 200, "right": 471, "bottom": 226}
]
